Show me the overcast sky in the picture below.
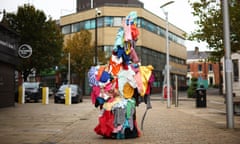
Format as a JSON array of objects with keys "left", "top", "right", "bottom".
[{"left": 0, "top": 0, "right": 207, "bottom": 51}]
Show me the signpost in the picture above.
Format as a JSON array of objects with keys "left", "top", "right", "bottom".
[{"left": 18, "top": 44, "right": 32, "bottom": 58}]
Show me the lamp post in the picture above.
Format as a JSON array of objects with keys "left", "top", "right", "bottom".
[
  {"left": 222, "top": 0, "right": 234, "bottom": 129},
  {"left": 160, "top": 1, "right": 174, "bottom": 108},
  {"left": 68, "top": 52, "right": 70, "bottom": 86},
  {"left": 95, "top": 8, "right": 101, "bottom": 65}
]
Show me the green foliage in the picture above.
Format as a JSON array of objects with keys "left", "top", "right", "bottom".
[
  {"left": 187, "top": 1, "right": 240, "bottom": 62},
  {"left": 187, "top": 77, "right": 198, "bottom": 98},
  {"left": 5, "top": 4, "right": 63, "bottom": 80}
]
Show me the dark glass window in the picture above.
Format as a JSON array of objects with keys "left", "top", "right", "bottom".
[
  {"left": 208, "top": 64, "right": 213, "bottom": 71},
  {"left": 72, "top": 23, "right": 81, "bottom": 33},
  {"left": 233, "top": 59, "right": 239, "bottom": 82},
  {"left": 62, "top": 25, "right": 71, "bottom": 34},
  {"left": 198, "top": 64, "right": 202, "bottom": 71}
]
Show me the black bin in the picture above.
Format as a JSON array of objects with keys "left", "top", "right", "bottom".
[{"left": 195, "top": 88, "right": 207, "bottom": 108}]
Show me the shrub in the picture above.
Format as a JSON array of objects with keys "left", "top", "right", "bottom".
[{"left": 187, "top": 77, "right": 198, "bottom": 98}]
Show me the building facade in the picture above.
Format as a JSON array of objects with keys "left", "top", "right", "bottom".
[
  {"left": 187, "top": 47, "right": 221, "bottom": 88},
  {"left": 60, "top": 1, "right": 187, "bottom": 94},
  {"left": 221, "top": 52, "right": 240, "bottom": 96},
  {"left": 0, "top": 22, "right": 19, "bottom": 108}
]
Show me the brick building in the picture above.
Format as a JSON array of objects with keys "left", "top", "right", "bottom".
[{"left": 187, "top": 47, "right": 221, "bottom": 88}]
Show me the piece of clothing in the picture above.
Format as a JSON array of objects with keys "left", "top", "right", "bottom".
[
  {"left": 117, "top": 68, "right": 137, "bottom": 97},
  {"left": 91, "top": 85, "right": 100, "bottom": 104},
  {"left": 139, "top": 65, "right": 154, "bottom": 96},
  {"left": 94, "top": 110, "right": 114, "bottom": 137},
  {"left": 88, "top": 66, "right": 99, "bottom": 87}
]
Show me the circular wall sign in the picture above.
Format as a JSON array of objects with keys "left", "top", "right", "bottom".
[{"left": 18, "top": 44, "right": 32, "bottom": 58}]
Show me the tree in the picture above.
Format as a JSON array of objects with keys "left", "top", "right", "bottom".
[
  {"left": 188, "top": 1, "right": 240, "bottom": 58},
  {"left": 4, "top": 4, "right": 63, "bottom": 81},
  {"left": 188, "top": 0, "right": 240, "bottom": 94},
  {"left": 62, "top": 30, "right": 108, "bottom": 94}
]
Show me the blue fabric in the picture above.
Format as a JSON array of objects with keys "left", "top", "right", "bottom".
[
  {"left": 113, "top": 27, "right": 124, "bottom": 52},
  {"left": 116, "top": 47, "right": 130, "bottom": 65},
  {"left": 88, "top": 66, "right": 99, "bottom": 87},
  {"left": 99, "top": 71, "right": 111, "bottom": 83}
]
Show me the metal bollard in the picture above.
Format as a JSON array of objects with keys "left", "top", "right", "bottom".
[
  {"left": 18, "top": 85, "right": 25, "bottom": 104},
  {"left": 65, "top": 87, "right": 71, "bottom": 105},
  {"left": 42, "top": 87, "right": 49, "bottom": 104}
]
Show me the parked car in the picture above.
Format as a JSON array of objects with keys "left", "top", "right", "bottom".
[
  {"left": 54, "top": 84, "right": 83, "bottom": 103},
  {"left": 15, "top": 82, "right": 42, "bottom": 103}
]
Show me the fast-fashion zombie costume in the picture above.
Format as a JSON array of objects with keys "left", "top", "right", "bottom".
[{"left": 88, "top": 11, "right": 154, "bottom": 139}]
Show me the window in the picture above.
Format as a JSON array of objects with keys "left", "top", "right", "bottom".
[
  {"left": 90, "top": 19, "right": 95, "bottom": 29},
  {"left": 104, "top": 17, "right": 113, "bottom": 27},
  {"left": 72, "top": 23, "right": 80, "bottom": 33},
  {"left": 84, "top": 20, "right": 91, "bottom": 30},
  {"left": 198, "top": 64, "right": 202, "bottom": 71},
  {"left": 208, "top": 64, "right": 213, "bottom": 72},
  {"left": 98, "top": 17, "right": 104, "bottom": 27},
  {"left": 187, "top": 64, "right": 190, "bottom": 72},
  {"left": 62, "top": 25, "right": 71, "bottom": 34},
  {"left": 103, "top": 46, "right": 113, "bottom": 58},
  {"left": 113, "top": 17, "right": 123, "bottom": 26},
  {"left": 233, "top": 59, "right": 239, "bottom": 82}
]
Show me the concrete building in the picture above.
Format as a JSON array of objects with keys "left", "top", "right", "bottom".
[
  {"left": 187, "top": 47, "right": 221, "bottom": 88},
  {"left": 60, "top": 0, "right": 187, "bottom": 93}
]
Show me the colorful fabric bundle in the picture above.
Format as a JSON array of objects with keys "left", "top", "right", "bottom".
[{"left": 88, "top": 11, "right": 154, "bottom": 139}]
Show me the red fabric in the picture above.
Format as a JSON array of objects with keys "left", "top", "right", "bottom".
[
  {"left": 94, "top": 111, "right": 114, "bottom": 137},
  {"left": 145, "top": 73, "right": 155, "bottom": 95},
  {"left": 131, "top": 24, "right": 139, "bottom": 40}
]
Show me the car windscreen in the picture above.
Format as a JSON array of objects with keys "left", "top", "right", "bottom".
[
  {"left": 24, "top": 83, "right": 39, "bottom": 89},
  {"left": 59, "top": 85, "right": 77, "bottom": 92}
]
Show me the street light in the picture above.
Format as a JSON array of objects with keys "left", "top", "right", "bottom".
[
  {"left": 95, "top": 8, "right": 101, "bottom": 65},
  {"left": 160, "top": 1, "right": 174, "bottom": 108},
  {"left": 68, "top": 52, "right": 70, "bottom": 86}
]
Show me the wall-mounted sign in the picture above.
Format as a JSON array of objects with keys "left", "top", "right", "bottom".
[{"left": 18, "top": 44, "right": 32, "bottom": 58}]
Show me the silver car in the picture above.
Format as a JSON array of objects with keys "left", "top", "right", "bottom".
[{"left": 54, "top": 84, "right": 83, "bottom": 103}]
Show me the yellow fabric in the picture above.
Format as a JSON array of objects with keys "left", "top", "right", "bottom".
[
  {"left": 123, "top": 82, "right": 134, "bottom": 99},
  {"left": 139, "top": 65, "right": 154, "bottom": 96},
  {"left": 125, "top": 42, "right": 131, "bottom": 55},
  {"left": 103, "top": 96, "right": 121, "bottom": 111}
]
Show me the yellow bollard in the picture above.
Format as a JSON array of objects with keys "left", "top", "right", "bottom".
[
  {"left": 42, "top": 87, "right": 49, "bottom": 104},
  {"left": 65, "top": 87, "right": 71, "bottom": 105},
  {"left": 18, "top": 85, "right": 25, "bottom": 104}
]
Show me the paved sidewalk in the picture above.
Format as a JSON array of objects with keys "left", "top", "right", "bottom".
[{"left": 0, "top": 90, "right": 239, "bottom": 144}]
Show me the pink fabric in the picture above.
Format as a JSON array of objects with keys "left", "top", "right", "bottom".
[
  {"left": 124, "top": 23, "right": 132, "bottom": 41},
  {"left": 91, "top": 86, "right": 100, "bottom": 104},
  {"left": 129, "top": 47, "right": 139, "bottom": 63},
  {"left": 104, "top": 82, "right": 112, "bottom": 92}
]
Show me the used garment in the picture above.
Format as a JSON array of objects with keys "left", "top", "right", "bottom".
[
  {"left": 91, "top": 11, "right": 153, "bottom": 139},
  {"left": 94, "top": 110, "right": 114, "bottom": 137},
  {"left": 91, "top": 85, "right": 100, "bottom": 104},
  {"left": 88, "top": 66, "right": 99, "bottom": 87},
  {"left": 117, "top": 68, "right": 137, "bottom": 97}
]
